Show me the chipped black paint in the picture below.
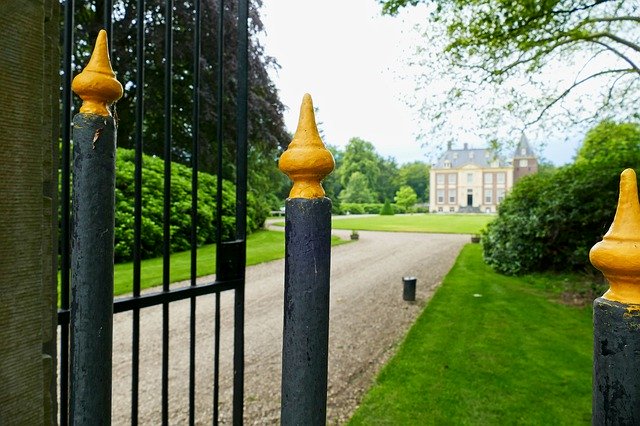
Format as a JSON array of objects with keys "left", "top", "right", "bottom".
[
  {"left": 593, "top": 297, "right": 640, "bottom": 425},
  {"left": 281, "top": 197, "right": 332, "bottom": 426},
  {"left": 70, "top": 113, "right": 116, "bottom": 424}
]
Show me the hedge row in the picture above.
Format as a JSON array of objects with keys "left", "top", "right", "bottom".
[{"left": 114, "top": 149, "right": 267, "bottom": 262}]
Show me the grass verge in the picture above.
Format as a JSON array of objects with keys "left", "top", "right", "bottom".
[
  {"left": 59, "top": 230, "right": 348, "bottom": 302},
  {"left": 348, "top": 244, "right": 593, "bottom": 425},
  {"left": 330, "top": 213, "right": 494, "bottom": 234}
]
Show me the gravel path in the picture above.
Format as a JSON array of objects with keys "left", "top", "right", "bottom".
[{"left": 109, "top": 230, "right": 469, "bottom": 424}]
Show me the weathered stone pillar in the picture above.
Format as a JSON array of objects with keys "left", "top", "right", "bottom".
[
  {"left": 590, "top": 168, "right": 640, "bottom": 425},
  {"left": 279, "top": 94, "right": 335, "bottom": 425},
  {"left": 0, "top": 0, "right": 59, "bottom": 423}
]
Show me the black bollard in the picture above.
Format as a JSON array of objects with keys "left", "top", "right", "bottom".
[
  {"left": 590, "top": 169, "right": 640, "bottom": 425},
  {"left": 69, "top": 30, "right": 122, "bottom": 424},
  {"left": 279, "top": 93, "right": 335, "bottom": 425},
  {"left": 403, "top": 277, "right": 417, "bottom": 301}
]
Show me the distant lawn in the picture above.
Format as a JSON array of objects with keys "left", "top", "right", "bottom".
[
  {"left": 331, "top": 213, "right": 493, "bottom": 234},
  {"left": 59, "top": 230, "right": 347, "bottom": 302},
  {"left": 349, "top": 244, "right": 593, "bottom": 425}
]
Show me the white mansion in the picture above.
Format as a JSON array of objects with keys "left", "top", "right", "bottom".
[{"left": 429, "top": 135, "right": 538, "bottom": 213}]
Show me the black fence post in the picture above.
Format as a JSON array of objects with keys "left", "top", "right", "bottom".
[
  {"left": 278, "top": 94, "right": 335, "bottom": 425},
  {"left": 69, "top": 30, "right": 123, "bottom": 424},
  {"left": 590, "top": 168, "right": 640, "bottom": 425}
]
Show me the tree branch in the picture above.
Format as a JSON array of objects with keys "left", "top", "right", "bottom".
[
  {"left": 587, "top": 39, "right": 640, "bottom": 74},
  {"left": 526, "top": 68, "right": 634, "bottom": 126},
  {"left": 586, "top": 32, "right": 640, "bottom": 53}
]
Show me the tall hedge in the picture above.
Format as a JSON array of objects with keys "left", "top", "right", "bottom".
[{"left": 114, "top": 148, "right": 267, "bottom": 262}]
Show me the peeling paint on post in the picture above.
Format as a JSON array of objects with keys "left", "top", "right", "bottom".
[
  {"left": 69, "top": 30, "right": 123, "bottom": 424},
  {"left": 279, "top": 94, "right": 335, "bottom": 425},
  {"left": 589, "top": 168, "right": 640, "bottom": 424}
]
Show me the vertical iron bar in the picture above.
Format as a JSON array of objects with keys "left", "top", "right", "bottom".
[
  {"left": 132, "top": 0, "right": 145, "bottom": 424},
  {"left": 103, "top": 0, "right": 113, "bottom": 52},
  {"left": 163, "top": 0, "right": 174, "bottom": 424},
  {"left": 189, "top": 1, "right": 202, "bottom": 424},
  {"left": 60, "top": 1, "right": 74, "bottom": 424},
  {"left": 233, "top": 0, "right": 248, "bottom": 424},
  {"left": 213, "top": 1, "right": 225, "bottom": 422}
]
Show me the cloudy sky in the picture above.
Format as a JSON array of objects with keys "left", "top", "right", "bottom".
[{"left": 259, "top": 0, "right": 581, "bottom": 165}]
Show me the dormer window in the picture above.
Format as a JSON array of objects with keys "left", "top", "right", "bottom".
[
  {"left": 453, "top": 153, "right": 458, "bottom": 159},
  {"left": 444, "top": 160, "right": 451, "bottom": 168},
  {"left": 469, "top": 152, "right": 474, "bottom": 159},
  {"left": 521, "top": 148, "right": 526, "bottom": 156}
]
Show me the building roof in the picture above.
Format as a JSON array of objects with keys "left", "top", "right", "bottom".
[
  {"left": 433, "top": 143, "right": 509, "bottom": 169},
  {"left": 513, "top": 134, "right": 536, "bottom": 158}
]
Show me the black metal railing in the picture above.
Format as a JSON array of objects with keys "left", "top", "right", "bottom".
[{"left": 57, "top": 0, "right": 248, "bottom": 424}]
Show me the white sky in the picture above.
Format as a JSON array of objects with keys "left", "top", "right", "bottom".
[{"left": 259, "top": 0, "right": 581, "bottom": 165}]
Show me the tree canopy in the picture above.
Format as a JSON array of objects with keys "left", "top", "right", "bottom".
[{"left": 379, "top": 0, "right": 640, "bottom": 150}]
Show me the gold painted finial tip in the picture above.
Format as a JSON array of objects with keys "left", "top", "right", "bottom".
[
  {"left": 72, "top": 30, "right": 123, "bottom": 117},
  {"left": 278, "top": 93, "right": 335, "bottom": 199},
  {"left": 590, "top": 168, "right": 640, "bottom": 304}
]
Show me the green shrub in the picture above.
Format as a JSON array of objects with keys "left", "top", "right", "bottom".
[
  {"left": 380, "top": 200, "right": 395, "bottom": 215},
  {"left": 482, "top": 164, "right": 623, "bottom": 275},
  {"left": 114, "top": 148, "right": 265, "bottom": 262}
]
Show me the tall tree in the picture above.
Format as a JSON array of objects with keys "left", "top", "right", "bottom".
[
  {"left": 576, "top": 120, "right": 640, "bottom": 167},
  {"left": 379, "top": 0, "right": 640, "bottom": 149},
  {"left": 74, "top": 0, "right": 289, "bottom": 176},
  {"left": 339, "top": 137, "right": 382, "bottom": 196},
  {"left": 339, "top": 172, "right": 376, "bottom": 204},
  {"left": 398, "top": 161, "right": 430, "bottom": 202}
]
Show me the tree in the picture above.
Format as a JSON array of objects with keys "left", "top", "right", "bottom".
[
  {"left": 339, "top": 172, "right": 376, "bottom": 204},
  {"left": 394, "top": 185, "right": 418, "bottom": 211},
  {"left": 398, "top": 161, "right": 430, "bottom": 202},
  {"left": 339, "top": 138, "right": 382, "bottom": 197},
  {"left": 576, "top": 121, "right": 640, "bottom": 166},
  {"left": 379, "top": 0, "right": 640, "bottom": 150}
]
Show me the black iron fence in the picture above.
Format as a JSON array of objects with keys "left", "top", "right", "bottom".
[{"left": 57, "top": 0, "right": 248, "bottom": 424}]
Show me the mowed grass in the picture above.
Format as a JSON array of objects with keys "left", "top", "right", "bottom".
[
  {"left": 331, "top": 213, "right": 493, "bottom": 234},
  {"left": 349, "top": 244, "right": 593, "bottom": 425},
  {"left": 59, "top": 230, "right": 347, "bottom": 302}
]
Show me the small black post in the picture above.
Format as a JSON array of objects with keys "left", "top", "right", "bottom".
[
  {"left": 590, "top": 169, "right": 640, "bottom": 425},
  {"left": 279, "top": 94, "right": 335, "bottom": 425},
  {"left": 403, "top": 277, "right": 417, "bottom": 301},
  {"left": 69, "top": 30, "right": 123, "bottom": 424}
]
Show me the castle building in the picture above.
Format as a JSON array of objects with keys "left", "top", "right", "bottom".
[{"left": 429, "top": 135, "right": 538, "bottom": 213}]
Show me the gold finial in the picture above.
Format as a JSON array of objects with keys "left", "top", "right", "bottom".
[
  {"left": 590, "top": 168, "right": 640, "bottom": 304},
  {"left": 278, "top": 94, "right": 335, "bottom": 199},
  {"left": 71, "top": 30, "right": 123, "bottom": 117}
]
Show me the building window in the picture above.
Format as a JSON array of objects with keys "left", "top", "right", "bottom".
[
  {"left": 444, "top": 160, "right": 451, "bottom": 168},
  {"left": 437, "top": 189, "right": 444, "bottom": 204},
  {"left": 521, "top": 148, "right": 526, "bottom": 156},
  {"left": 485, "top": 189, "right": 493, "bottom": 204},
  {"left": 450, "top": 207, "right": 455, "bottom": 212},
  {"left": 438, "top": 207, "right": 443, "bottom": 212},
  {"left": 497, "top": 172, "right": 505, "bottom": 184},
  {"left": 448, "top": 189, "right": 456, "bottom": 204},
  {"left": 436, "top": 174, "right": 445, "bottom": 184},
  {"left": 497, "top": 189, "right": 506, "bottom": 203},
  {"left": 486, "top": 207, "right": 492, "bottom": 213},
  {"left": 466, "top": 173, "right": 473, "bottom": 184},
  {"left": 519, "top": 159, "right": 528, "bottom": 167},
  {"left": 453, "top": 153, "right": 458, "bottom": 159},
  {"left": 469, "top": 151, "right": 474, "bottom": 159},
  {"left": 484, "top": 173, "right": 493, "bottom": 184},
  {"left": 448, "top": 174, "right": 457, "bottom": 185}
]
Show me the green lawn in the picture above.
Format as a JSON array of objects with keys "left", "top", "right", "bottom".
[
  {"left": 349, "top": 244, "right": 593, "bottom": 425},
  {"left": 331, "top": 213, "right": 494, "bottom": 234},
  {"left": 60, "top": 230, "right": 347, "bottom": 301}
]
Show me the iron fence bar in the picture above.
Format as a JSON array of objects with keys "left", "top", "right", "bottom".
[
  {"left": 189, "top": 0, "right": 202, "bottom": 424},
  {"left": 233, "top": 0, "right": 249, "bottom": 423},
  {"left": 103, "top": 0, "right": 113, "bottom": 52},
  {"left": 162, "top": 0, "right": 174, "bottom": 423},
  {"left": 214, "top": 0, "right": 225, "bottom": 423},
  {"left": 132, "top": 0, "right": 146, "bottom": 423},
  {"left": 59, "top": 1, "right": 75, "bottom": 424},
  {"left": 58, "top": 279, "right": 241, "bottom": 325}
]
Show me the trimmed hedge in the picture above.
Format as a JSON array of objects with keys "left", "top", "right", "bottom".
[{"left": 114, "top": 149, "right": 267, "bottom": 262}]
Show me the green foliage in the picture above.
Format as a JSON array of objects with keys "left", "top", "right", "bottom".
[
  {"left": 380, "top": 200, "right": 395, "bottom": 215},
  {"left": 339, "top": 171, "right": 376, "bottom": 203},
  {"left": 114, "top": 148, "right": 266, "bottom": 263},
  {"left": 398, "top": 161, "right": 430, "bottom": 202},
  {"left": 379, "top": 0, "right": 639, "bottom": 148},
  {"left": 339, "top": 138, "right": 382, "bottom": 193},
  {"left": 484, "top": 121, "right": 640, "bottom": 275},
  {"left": 349, "top": 245, "right": 592, "bottom": 425},
  {"left": 394, "top": 185, "right": 418, "bottom": 211}
]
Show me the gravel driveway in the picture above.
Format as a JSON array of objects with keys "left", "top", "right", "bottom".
[{"left": 109, "top": 230, "right": 468, "bottom": 424}]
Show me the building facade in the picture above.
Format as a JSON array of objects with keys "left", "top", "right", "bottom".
[{"left": 429, "top": 136, "right": 538, "bottom": 213}]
